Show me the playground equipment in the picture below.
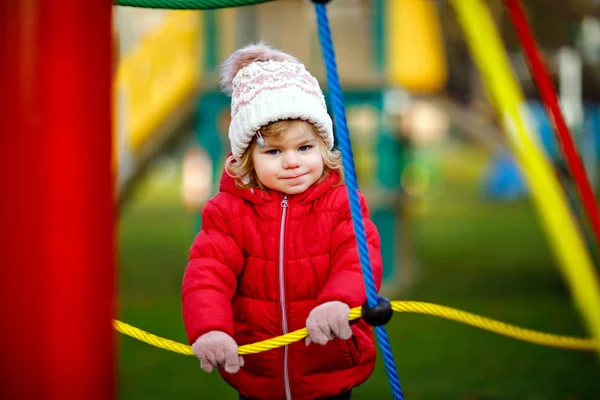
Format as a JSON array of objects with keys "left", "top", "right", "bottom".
[
  {"left": 114, "top": 9, "right": 202, "bottom": 203},
  {"left": 385, "top": 0, "right": 446, "bottom": 94},
  {"left": 456, "top": 0, "right": 600, "bottom": 353},
  {"left": 2, "top": 0, "right": 600, "bottom": 399},
  {"left": 484, "top": 2, "right": 600, "bottom": 222},
  {"left": 1, "top": 2, "right": 114, "bottom": 398}
]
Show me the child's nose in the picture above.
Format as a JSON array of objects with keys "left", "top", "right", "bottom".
[{"left": 282, "top": 152, "right": 301, "bottom": 169}]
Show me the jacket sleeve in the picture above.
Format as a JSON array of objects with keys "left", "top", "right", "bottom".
[
  {"left": 181, "top": 198, "right": 244, "bottom": 344},
  {"left": 317, "top": 189, "right": 383, "bottom": 308}
]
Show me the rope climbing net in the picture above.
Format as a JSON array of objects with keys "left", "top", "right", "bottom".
[{"left": 113, "top": 0, "right": 600, "bottom": 399}]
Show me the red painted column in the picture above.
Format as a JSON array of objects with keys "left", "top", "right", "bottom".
[{"left": 0, "top": 1, "right": 115, "bottom": 399}]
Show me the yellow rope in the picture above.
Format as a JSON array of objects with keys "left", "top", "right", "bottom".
[{"left": 113, "top": 301, "right": 599, "bottom": 356}]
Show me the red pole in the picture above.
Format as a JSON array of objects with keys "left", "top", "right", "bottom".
[
  {"left": 505, "top": 0, "right": 600, "bottom": 252},
  {"left": 0, "top": 1, "right": 115, "bottom": 399}
]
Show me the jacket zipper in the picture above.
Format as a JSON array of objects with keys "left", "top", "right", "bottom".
[{"left": 279, "top": 195, "right": 292, "bottom": 400}]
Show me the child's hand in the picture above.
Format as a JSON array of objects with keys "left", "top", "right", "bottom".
[
  {"left": 305, "top": 301, "right": 352, "bottom": 345},
  {"left": 191, "top": 331, "right": 244, "bottom": 374}
]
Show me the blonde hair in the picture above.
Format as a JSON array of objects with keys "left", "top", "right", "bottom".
[{"left": 225, "top": 119, "right": 344, "bottom": 191}]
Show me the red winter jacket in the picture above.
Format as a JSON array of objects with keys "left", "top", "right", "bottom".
[{"left": 182, "top": 169, "right": 383, "bottom": 400}]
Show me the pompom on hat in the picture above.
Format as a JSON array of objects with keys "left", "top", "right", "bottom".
[{"left": 220, "top": 42, "right": 334, "bottom": 161}]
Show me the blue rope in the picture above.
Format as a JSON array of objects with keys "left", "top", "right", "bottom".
[
  {"left": 313, "top": 3, "right": 378, "bottom": 309},
  {"left": 374, "top": 326, "right": 404, "bottom": 399},
  {"left": 313, "top": 3, "right": 404, "bottom": 400}
]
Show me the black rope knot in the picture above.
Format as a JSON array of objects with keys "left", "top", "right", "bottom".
[{"left": 361, "top": 296, "right": 393, "bottom": 326}]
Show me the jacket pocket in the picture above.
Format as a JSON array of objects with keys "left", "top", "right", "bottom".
[
  {"left": 301, "top": 336, "right": 357, "bottom": 374},
  {"left": 345, "top": 335, "right": 362, "bottom": 365}
]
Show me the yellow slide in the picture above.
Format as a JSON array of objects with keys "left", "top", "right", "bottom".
[
  {"left": 385, "top": 0, "right": 447, "bottom": 94},
  {"left": 114, "top": 10, "right": 202, "bottom": 200}
]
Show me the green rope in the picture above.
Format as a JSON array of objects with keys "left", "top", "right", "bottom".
[{"left": 115, "top": 0, "right": 276, "bottom": 9}]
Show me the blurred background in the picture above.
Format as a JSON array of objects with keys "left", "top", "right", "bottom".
[{"left": 113, "top": 0, "right": 600, "bottom": 398}]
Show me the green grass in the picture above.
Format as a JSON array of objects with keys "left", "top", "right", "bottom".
[{"left": 118, "top": 151, "right": 600, "bottom": 400}]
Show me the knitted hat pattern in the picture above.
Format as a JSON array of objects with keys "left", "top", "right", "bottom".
[{"left": 220, "top": 43, "right": 334, "bottom": 160}]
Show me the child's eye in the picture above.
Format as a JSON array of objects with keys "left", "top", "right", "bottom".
[
  {"left": 298, "top": 145, "right": 312, "bottom": 152},
  {"left": 266, "top": 149, "right": 280, "bottom": 155}
]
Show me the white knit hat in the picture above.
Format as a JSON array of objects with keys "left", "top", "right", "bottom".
[{"left": 220, "top": 43, "right": 334, "bottom": 161}]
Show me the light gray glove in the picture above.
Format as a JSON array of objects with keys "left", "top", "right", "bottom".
[
  {"left": 191, "top": 331, "right": 244, "bottom": 374},
  {"left": 305, "top": 301, "right": 352, "bottom": 345}
]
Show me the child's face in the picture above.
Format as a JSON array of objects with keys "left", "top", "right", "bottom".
[{"left": 252, "top": 121, "right": 324, "bottom": 195}]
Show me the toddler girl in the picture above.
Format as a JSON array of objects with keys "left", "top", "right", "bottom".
[{"left": 182, "top": 43, "right": 383, "bottom": 400}]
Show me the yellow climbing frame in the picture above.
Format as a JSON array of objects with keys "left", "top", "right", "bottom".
[{"left": 449, "top": 0, "right": 600, "bottom": 358}]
